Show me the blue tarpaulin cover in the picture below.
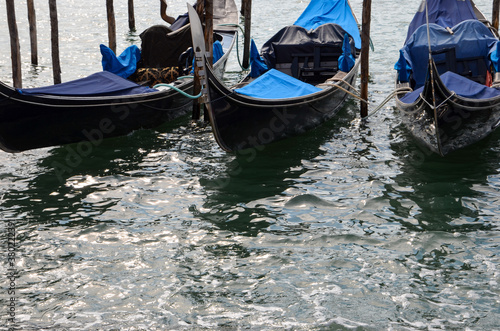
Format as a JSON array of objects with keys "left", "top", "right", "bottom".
[
  {"left": 100, "top": 44, "right": 141, "bottom": 78},
  {"left": 235, "top": 69, "right": 322, "bottom": 99},
  {"left": 338, "top": 33, "right": 355, "bottom": 72},
  {"left": 402, "top": 20, "right": 497, "bottom": 88},
  {"left": 400, "top": 71, "right": 500, "bottom": 104},
  {"left": 213, "top": 40, "right": 224, "bottom": 64},
  {"left": 394, "top": 49, "right": 411, "bottom": 82},
  {"left": 294, "top": 0, "right": 361, "bottom": 49},
  {"left": 490, "top": 41, "right": 500, "bottom": 71},
  {"left": 405, "top": 0, "right": 477, "bottom": 43},
  {"left": 249, "top": 39, "right": 268, "bottom": 78},
  {"left": 17, "top": 71, "right": 157, "bottom": 96}
]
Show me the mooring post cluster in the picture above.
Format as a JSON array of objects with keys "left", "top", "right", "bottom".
[{"left": 5, "top": 0, "right": 137, "bottom": 86}]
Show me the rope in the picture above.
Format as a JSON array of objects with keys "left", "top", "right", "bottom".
[
  {"left": 319, "top": 82, "right": 367, "bottom": 103},
  {"left": 319, "top": 78, "right": 364, "bottom": 100},
  {"left": 153, "top": 83, "right": 202, "bottom": 99},
  {"left": 362, "top": 87, "right": 413, "bottom": 119},
  {"left": 419, "top": 91, "right": 456, "bottom": 110},
  {"left": 216, "top": 23, "right": 250, "bottom": 71},
  {"left": 177, "top": 75, "right": 194, "bottom": 80}
]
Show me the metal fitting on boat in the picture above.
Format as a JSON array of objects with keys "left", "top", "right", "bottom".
[{"left": 493, "top": 72, "right": 500, "bottom": 88}]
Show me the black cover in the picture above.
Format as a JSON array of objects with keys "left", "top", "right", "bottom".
[
  {"left": 261, "top": 23, "right": 355, "bottom": 70},
  {"left": 137, "top": 24, "right": 193, "bottom": 68}
]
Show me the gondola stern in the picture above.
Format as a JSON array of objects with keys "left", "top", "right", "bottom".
[{"left": 204, "top": 61, "right": 237, "bottom": 153}]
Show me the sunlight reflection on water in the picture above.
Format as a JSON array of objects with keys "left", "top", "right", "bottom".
[{"left": 0, "top": 0, "right": 499, "bottom": 329}]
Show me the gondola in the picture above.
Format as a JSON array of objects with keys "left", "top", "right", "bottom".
[
  {"left": 198, "top": 0, "right": 362, "bottom": 152},
  {"left": 394, "top": 0, "right": 500, "bottom": 156},
  {"left": 0, "top": 0, "right": 238, "bottom": 153}
]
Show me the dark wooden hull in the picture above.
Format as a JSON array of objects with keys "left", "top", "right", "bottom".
[
  {"left": 395, "top": 62, "right": 500, "bottom": 156},
  {"left": 0, "top": 31, "right": 236, "bottom": 153},
  {"left": 206, "top": 59, "right": 360, "bottom": 152},
  {"left": 0, "top": 81, "right": 194, "bottom": 152}
]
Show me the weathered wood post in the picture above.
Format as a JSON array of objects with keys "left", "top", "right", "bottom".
[
  {"left": 49, "top": 0, "right": 61, "bottom": 84},
  {"left": 493, "top": 0, "right": 499, "bottom": 30},
  {"left": 106, "top": 0, "right": 117, "bottom": 53},
  {"left": 360, "top": 0, "right": 372, "bottom": 118},
  {"left": 27, "top": 0, "right": 38, "bottom": 65},
  {"left": 205, "top": 0, "right": 214, "bottom": 66},
  {"left": 192, "top": 1, "right": 205, "bottom": 120},
  {"left": 6, "top": 0, "right": 22, "bottom": 88},
  {"left": 203, "top": 0, "right": 214, "bottom": 121},
  {"left": 241, "top": 0, "right": 252, "bottom": 69},
  {"left": 128, "top": 0, "right": 136, "bottom": 31}
]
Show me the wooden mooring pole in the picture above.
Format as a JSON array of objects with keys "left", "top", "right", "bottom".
[
  {"left": 49, "top": 0, "right": 61, "bottom": 84},
  {"left": 106, "top": 0, "right": 117, "bottom": 53},
  {"left": 27, "top": 0, "right": 38, "bottom": 65},
  {"left": 360, "top": 0, "right": 372, "bottom": 118},
  {"left": 128, "top": 0, "right": 136, "bottom": 31},
  {"left": 203, "top": 0, "right": 214, "bottom": 121},
  {"left": 241, "top": 0, "right": 252, "bottom": 69},
  {"left": 493, "top": 0, "right": 499, "bottom": 30},
  {"left": 192, "top": 1, "right": 206, "bottom": 121},
  {"left": 205, "top": 0, "right": 214, "bottom": 66},
  {"left": 6, "top": 0, "right": 22, "bottom": 88}
]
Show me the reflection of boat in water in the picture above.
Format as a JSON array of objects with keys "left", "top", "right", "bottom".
[
  {"left": 194, "top": 107, "right": 357, "bottom": 236},
  {"left": 0, "top": 0, "right": 238, "bottom": 153},
  {"left": 386, "top": 124, "right": 500, "bottom": 231},
  {"left": 394, "top": 0, "right": 500, "bottom": 156}
]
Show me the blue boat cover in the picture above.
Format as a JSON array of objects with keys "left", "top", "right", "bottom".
[
  {"left": 100, "top": 44, "right": 141, "bottom": 78},
  {"left": 400, "top": 71, "right": 500, "bottom": 104},
  {"left": 338, "top": 33, "right": 355, "bottom": 72},
  {"left": 294, "top": 0, "right": 361, "bottom": 49},
  {"left": 405, "top": 0, "right": 477, "bottom": 44},
  {"left": 491, "top": 41, "right": 500, "bottom": 71},
  {"left": 402, "top": 20, "right": 498, "bottom": 88},
  {"left": 170, "top": 13, "right": 190, "bottom": 31},
  {"left": 213, "top": 40, "right": 224, "bottom": 64},
  {"left": 235, "top": 69, "right": 322, "bottom": 99},
  {"left": 394, "top": 49, "right": 411, "bottom": 82},
  {"left": 249, "top": 39, "right": 268, "bottom": 78},
  {"left": 17, "top": 71, "right": 157, "bottom": 96}
]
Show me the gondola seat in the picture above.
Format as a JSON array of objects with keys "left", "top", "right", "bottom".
[{"left": 260, "top": 23, "right": 356, "bottom": 85}]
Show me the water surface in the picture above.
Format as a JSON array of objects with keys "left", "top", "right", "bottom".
[{"left": 0, "top": 0, "right": 499, "bottom": 329}]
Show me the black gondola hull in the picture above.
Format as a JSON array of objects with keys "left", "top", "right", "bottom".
[
  {"left": 395, "top": 64, "right": 500, "bottom": 156},
  {"left": 0, "top": 81, "right": 194, "bottom": 152},
  {"left": 206, "top": 60, "right": 360, "bottom": 152},
  {"left": 0, "top": 30, "right": 236, "bottom": 153}
]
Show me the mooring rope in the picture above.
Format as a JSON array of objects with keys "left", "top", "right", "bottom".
[
  {"left": 362, "top": 87, "right": 414, "bottom": 118},
  {"left": 320, "top": 78, "right": 413, "bottom": 118},
  {"left": 216, "top": 23, "right": 250, "bottom": 71},
  {"left": 153, "top": 83, "right": 202, "bottom": 99}
]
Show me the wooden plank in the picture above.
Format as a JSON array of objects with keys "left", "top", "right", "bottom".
[{"left": 6, "top": 0, "right": 22, "bottom": 87}]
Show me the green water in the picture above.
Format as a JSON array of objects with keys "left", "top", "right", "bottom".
[{"left": 0, "top": 0, "right": 499, "bottom": 329}]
